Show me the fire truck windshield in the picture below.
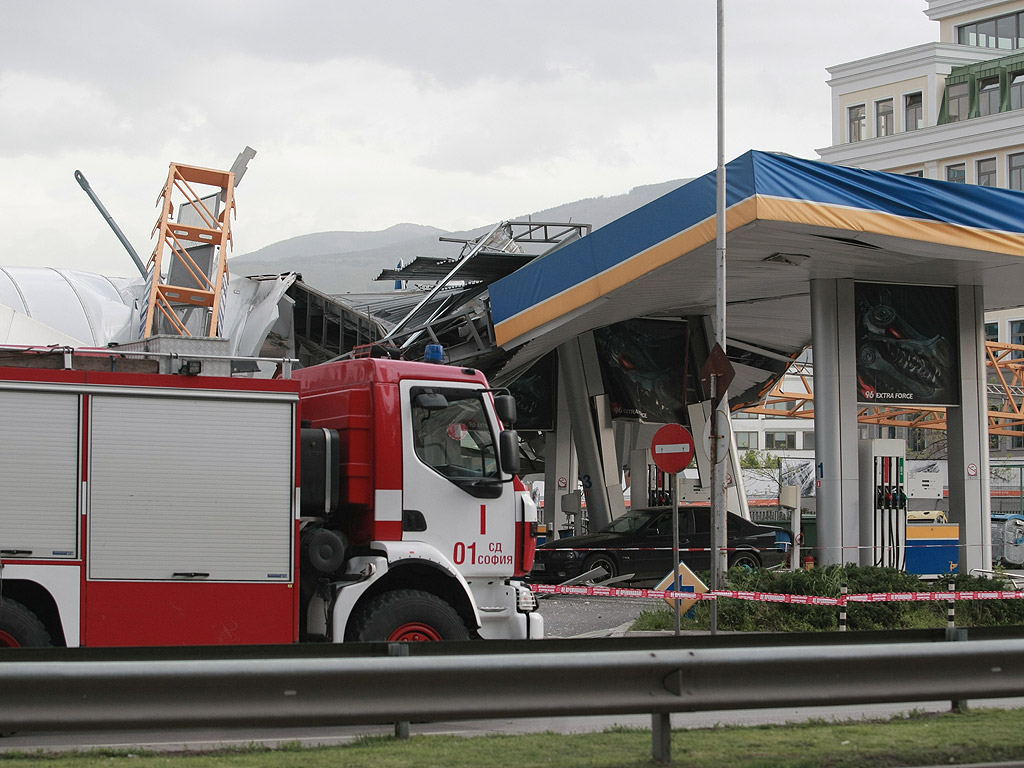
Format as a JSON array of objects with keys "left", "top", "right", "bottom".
[{"left": 412, "top": 388, "right": 499, "bottom": 485}]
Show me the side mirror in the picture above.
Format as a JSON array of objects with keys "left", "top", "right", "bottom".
[
  {"left": 499, "top": 429, "right": 520, "bottom": 476},
  {"left": 494, "top": 394, "right": 516, "bottom": 426}
]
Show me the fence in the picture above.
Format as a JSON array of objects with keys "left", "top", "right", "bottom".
[
  {"left": 2, "top": 634, "right": 1024, "bottom": 763},
  {"left": 992, "top": 464, "right": 1024, "bottom": 515}
]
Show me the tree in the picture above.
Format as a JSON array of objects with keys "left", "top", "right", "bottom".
[
  {"left": 740, "top": 449, "right": 784, "bottom": 503},
  {"left": 740, "top": 449, "right": 780, "bottom": 471}
]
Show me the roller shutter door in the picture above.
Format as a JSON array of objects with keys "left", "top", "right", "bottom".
[
  {"left": 0, "top": 389, "right": 79, "bottom": 558},
  {"left": 88, "top": 393, "right": 295, "bottom": 581}
]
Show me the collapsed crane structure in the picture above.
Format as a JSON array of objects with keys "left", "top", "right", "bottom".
[{"left": 143, "top": 162, "right": 237, "bottom": 339}]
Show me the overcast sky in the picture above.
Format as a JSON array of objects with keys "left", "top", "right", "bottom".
[{"left": 1, "top": 1, "right": 936, "bottom": 278}]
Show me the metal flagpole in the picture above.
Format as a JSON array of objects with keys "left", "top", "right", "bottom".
[{"left": 711, "top": 0, "right": 728, "bottom": 634}]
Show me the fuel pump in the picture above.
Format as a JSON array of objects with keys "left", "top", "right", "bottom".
[{"left": 858, "top": 439, "right": 907, "bottom": 568}]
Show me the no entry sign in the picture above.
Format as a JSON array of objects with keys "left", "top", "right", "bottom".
[{"left": 651, "top": 424, "right": 695, "bottom": 474}]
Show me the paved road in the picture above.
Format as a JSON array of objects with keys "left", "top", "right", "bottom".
[{"left": 538, "top": 592, "right": 653, "bottom": 637}]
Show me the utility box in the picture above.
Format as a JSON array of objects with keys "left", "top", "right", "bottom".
[
  {"left": 905, "top": 524, "right": 959, "bottom": 576},
  {"left": 115, "top": 335, "right": 232, "bottom": 377}
]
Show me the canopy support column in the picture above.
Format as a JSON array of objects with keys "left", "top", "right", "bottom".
[
  {"left": 811, "top": 278, "right": 861, "bottom": 565},
  {"left": 557, "top": 333, "right": 627, "bottom": 533},
  {"left": 544, "top": 369, "right": 578, "bottom": 536},
  {"left": 947, "top": 285, "right": 992, "bottom": 573}
]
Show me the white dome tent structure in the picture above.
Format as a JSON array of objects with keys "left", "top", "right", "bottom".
[{"left": 0, "top": 265, "right": 296, "bottom": 360}]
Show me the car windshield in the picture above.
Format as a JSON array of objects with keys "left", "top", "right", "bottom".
[{"left": 602, "top": 509, "right": 663, "bottom": 534}]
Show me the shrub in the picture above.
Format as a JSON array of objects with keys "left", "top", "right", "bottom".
[{"left": 649, "top": 565, "right": 1024, "bottom": 632}]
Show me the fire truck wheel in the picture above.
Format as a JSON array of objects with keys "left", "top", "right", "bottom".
[
  {"left": 0, "top": 599, "right": 51, "bottom": 648},
  {"left": 348, "top": 589, "right": 471, "bottom": 642}
]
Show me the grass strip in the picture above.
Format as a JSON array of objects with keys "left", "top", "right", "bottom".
[{"left": 2, "top": 708, "right": 1023, "bottom": 767}]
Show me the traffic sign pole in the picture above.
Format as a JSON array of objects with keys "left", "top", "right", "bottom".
[{"left": 671, "top": 470, "right": 681, "bottom": 636}]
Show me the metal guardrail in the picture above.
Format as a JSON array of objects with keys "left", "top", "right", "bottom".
[{"left": 1, "top": 636, "right": 1024, "bottom": 734}]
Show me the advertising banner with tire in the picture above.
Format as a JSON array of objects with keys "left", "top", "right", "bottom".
[{"left": 854, "top": 283, "right": 960, "bottom": 407}]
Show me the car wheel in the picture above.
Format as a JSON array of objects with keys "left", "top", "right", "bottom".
[
  {"left": 582, "top": 553, "right": 617, "bottom": 580},
  {"left": 728, "top": 551, "right": 761, "bottom": 572}
]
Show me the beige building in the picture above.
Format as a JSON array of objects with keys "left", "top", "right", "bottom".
[
  {"left": 819, "top": 0, "right": 1024, "bottom": 187},
  {"left": 817, "top": 0, "right": 1024, "bottom": 455}
]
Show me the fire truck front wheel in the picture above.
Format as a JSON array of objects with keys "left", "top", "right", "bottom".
[
  {"left": 0, "top": 598, "right": 51, "bottom": 648},
  {"left": 348, "top": 589, "right": 471, "bottom": 642}
]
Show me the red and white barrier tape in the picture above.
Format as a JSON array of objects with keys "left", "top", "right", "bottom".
[
  {"left": 531, "top": 583, "right": 719, "bottom": 602},
  {"left": 529, "top": 582, "right": 1024, "bottom": 605},
  {"left": 538, "top": 542, "right": 967, "bottom": 554},
  {"left": 538, "top": 546, "right": 748, "bottom": 554},
  {"left": 846, "top": 590, "right": 1024, "bottom": 603}
]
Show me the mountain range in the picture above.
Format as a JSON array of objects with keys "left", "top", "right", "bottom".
[{"left": 227, "top": 179, "right": 688, "bottom": 294}]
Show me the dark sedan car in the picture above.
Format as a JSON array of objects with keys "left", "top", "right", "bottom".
[{"left": 530, "top": 506, "right": 791, "bottom": 583}]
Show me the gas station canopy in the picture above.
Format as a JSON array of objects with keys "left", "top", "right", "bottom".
[{"left": 490, "top": 151, "right": 1024, "bottom": 405}]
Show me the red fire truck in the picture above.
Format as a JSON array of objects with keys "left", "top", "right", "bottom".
[{"left": 0, "top": 342, "right": 542, "bottom": 647}]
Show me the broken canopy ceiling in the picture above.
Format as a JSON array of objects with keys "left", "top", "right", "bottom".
[{"left": 489, "top": 150, "right": 1024, "bottom": 405}]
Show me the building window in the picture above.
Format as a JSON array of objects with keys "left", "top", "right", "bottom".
[
  {"left": 801, "top": 432, "right": 815, "bottom": 451},
  {"left": 978, "top": 157, "right": 997, "bottom": 186},
  {"left": 980, "top": 18, "right": 999, "bottom": 47},
  {"left": 979, "top": 77, "right": 1001, "bottom": 116},
  {"left": 1011, "top": 319, "right": 1024, "bottom": 360},
  {"left": 848, "top": 104, "right": 866, "bottom": 142},
  {"left": 1012, "top": 319, "right": 1024, "bottom": 354},
  {"left": 875, "top": 99, "right": 893, "bottom": 137},
  {"left": 946, "top": 82, "right": 970, "bottom": 122},
  {"left": 1000, "top": 14, "right": 1019, "bottom": 48},
  {"left": 986, "top": 321, "right": 999, "bottom": 342},
  {"left": 959, "top": 22, "right": 975, "bottom": 44},
  {"left": 1010, "top": 153, "right": 1024, "bottom": 190},
  {"left": 765, "top": 432, "right": 796, "bottom": 450},
  {"left": 735, "top": 431, "right": 756, "bottom": 450},
  {"left": 904, "top": 170, "right": 924, "bottom": 177},
  {"left": 959, "top": 12, "right": 1021, "bottom": 49},
  {"left": 1011, "top": 72, "right": 1024, "bottom": 109},
  {"left": 904, "top": 92, "right": 923, "bottom": 131},
  {"left": 946, "top": 163, "right": 966, "bottom": 184}
]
